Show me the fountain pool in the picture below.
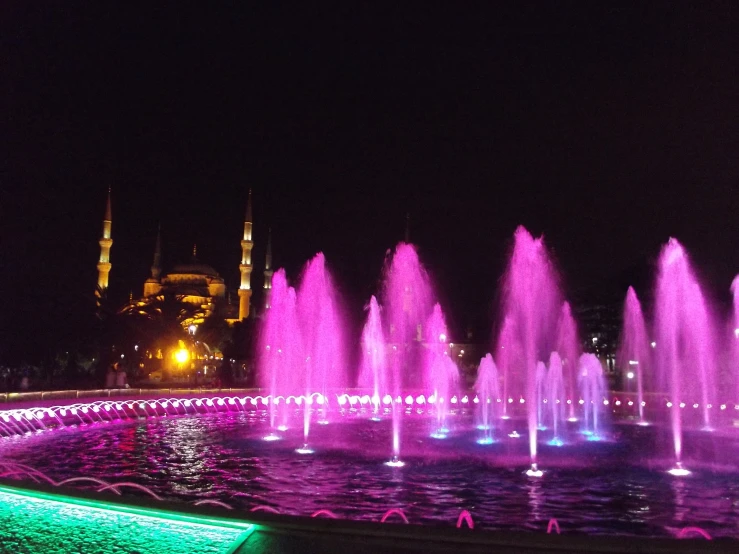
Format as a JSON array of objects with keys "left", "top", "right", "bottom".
[{"left": 0, "top": 400, "right": 737, "bottom": 540}]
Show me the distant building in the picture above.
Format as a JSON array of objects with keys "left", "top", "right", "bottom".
[
  {"left": 93, "top": 189, "right": 272, "bottom": 383},
  {"left": 95, "top": 189, "right": 273, "bottom": 327},
  {"left": 575, "top": 302, "right": 621, "bottom": 378}
]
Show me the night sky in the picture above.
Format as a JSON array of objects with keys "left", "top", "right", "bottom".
[{"left": 2, "top": 3, "right": 738, "bottom": 362}]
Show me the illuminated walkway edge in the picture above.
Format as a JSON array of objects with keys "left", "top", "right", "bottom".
[
  {"left": 0, "top": 483, "right": 256, "bottom": 554},
  {"left": 0, "top": 482, "right": 735, "bottom": 554}
]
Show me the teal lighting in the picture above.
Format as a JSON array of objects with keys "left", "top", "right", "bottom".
[{"left": 0, "top": 485, "right": 256, "bottom": 554}]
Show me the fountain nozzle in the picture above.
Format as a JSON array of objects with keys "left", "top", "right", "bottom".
[
  {"left": 385, "top": 456, "right": 405, "bottom": 468},
  {"left": 667, "top": 461, "right": 691, "bottom": 477},
  {"left": 525, "top": 463, "right": 544, "bottom": 477}
]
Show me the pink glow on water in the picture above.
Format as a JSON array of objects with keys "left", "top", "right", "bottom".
[
  {"left": 496, "top": 227, "right": 561, "bottom": 463},
  {"left": 555, "top": 302, "right": 580, "bottom": 419},
  {"left": 655, "top": 239, "right": 717, "bottom": 462},
  {"left": 618, "top": 287, "right": 649, "bottom": 422}
]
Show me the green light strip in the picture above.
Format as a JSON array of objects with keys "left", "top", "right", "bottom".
[{"left": 0, "top": 484, "right": 257, "bottom": 534}]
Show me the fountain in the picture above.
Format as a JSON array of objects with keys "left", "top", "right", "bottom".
[
  {"left": 259, "top": 254, "right": 346, "bottom": 448},
  {"left": 1, "top": 228, "right": 738, "bottom": 544},
  {"left": 258, "top": 269, "right": 302, "bottom": 437},
  {"left": 534, "top": 361, "right": 547, "bottom": 430},
  {"left": 617, "top": 287, "right": 649, "bottom": 424},
  {"left": 380, "top": 242, "right": 435, "bottom": 463},
  {"left": 358, "top": 296, "right": 387, "bottom": 418},
  {"left": 495, "top": 226, "right": 561, "bottom": 474},
  {"left": 474, "top": 354, "right": 500, "bottom": 444},
  {"left": 545, "top": 352, "right": 565, "bottom": 444},
  {"left": 555, "top": 302, "right": 581, "bottom": 420},
  {"left": 654, "top": 239, "right": 717, "bottom": 469},
  {"left": 578, "top": 353, "right": 607, "bottom": 439},
  {"left": 424, "top": 303, "right": 458, "bottom": 437},
  {"left": 297, "top": 252, "right": 346, "bottom": 438},
  {"left": 732, "top": 276, "right": 739, "bottom": 402}
]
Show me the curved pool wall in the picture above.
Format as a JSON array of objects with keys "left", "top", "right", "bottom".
[
  {"left": 1, "top": 387, "right": 738, "bottom": 442},
  {"left": 0, "top": 481, "right": 734, "bottom": 554}
]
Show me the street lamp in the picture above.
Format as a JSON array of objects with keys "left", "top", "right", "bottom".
[{"left": 175, "top": 348, "right": 189, "bottom": 364}]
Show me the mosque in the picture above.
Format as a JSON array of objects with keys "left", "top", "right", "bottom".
[
  {"left": 94, "top": 189, "right": 272, "bottom": 380},
  {"left": 95, "top": 188, "right": 272, "bottom": 324}
]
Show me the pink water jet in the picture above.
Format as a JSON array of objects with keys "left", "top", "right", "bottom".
[
  {"left": 535, "top": 361, "right": 548, "bottom": 429},
  {"left": 655, "top": 239, "right": 718, "bottom": 463},
  {"left": 424, "top": 303, "right": 459, "bottom": 435},
  {"left": 496, "top": 226, "right": 561, "bottom": 465},
  {"left": 555, "top": 302, "right": 581, "bottom": 418},
  {"left": 258, "top": 270, "right": 303, "bottom": 429},
  {"left": 474, "top": 354, "right": 500, "bottom": 442},
  {"left": 381, "top": 242, "right": 436, "bottom": 460},
  {"left": 578, "top": 353, "right": 607, "bottom": 437},
  {"left": 545, "top": 352, "right": 565, "bottom": 440},
  {"left": 618, "top": 287, "right": 649, "bottom": 422},
  {"left": 732, "top": 276, "right": 739, "bottom": 402},
  {"left": 357, "top": 296, "right": 387, "bottom": 416},
  {"left": 297, "top": 252, "right": 347, "bottom": 437},
  {"left": 258, "top": 255, "right": 347, "bottom": 441}
]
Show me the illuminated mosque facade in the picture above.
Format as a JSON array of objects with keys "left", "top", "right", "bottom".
[{"left": 95, "top": 189, "right": 273, "bottom": 329}]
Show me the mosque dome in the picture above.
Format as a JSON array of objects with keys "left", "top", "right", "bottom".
[{"left": 168, "top": 261, "right": 221, "bottom": 278}]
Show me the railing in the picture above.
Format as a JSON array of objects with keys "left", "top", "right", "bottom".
[{"left": 0, "top": 387, "right": 258, "bottom": 404}]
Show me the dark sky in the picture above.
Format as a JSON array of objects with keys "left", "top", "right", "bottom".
[{"left": 2, "top": 3, "right": 739, "bottom": 361}]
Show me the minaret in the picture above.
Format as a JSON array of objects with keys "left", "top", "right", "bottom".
[
  {"left": 263, "top": 228, "right": 273, "bottom": 310},
  {"left": 96, "top": 188, "right": 113, "bottom": 292},
  {"left": 143, "top": 224, "right": 163, "bottom": 297},
  {"left": 238, "top": 190, "right": 254, "bottom": 320}
]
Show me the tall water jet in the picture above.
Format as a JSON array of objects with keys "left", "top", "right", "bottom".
[
  {"left": 474, "top": 354, "right": 500, "bottom": 444},
  {"left": 578, "top": 353, "right": 607, "bottom": 438},
  {"left": 496, "top": 226, "right": 561, "bottom": 471},
  {"left": 618, "top": 287, "right": 649, "bottom": 423},
  {"left": 534, "top": 361, "right": 548, "bottom": 429},
  {"left": 358, "top": 296, "right": 387, "bottom": 416},
  {"left": 497, "top": 316, "right": 520, "bottom": 419},
  {"left": 424, "top": 303, "right": 458, "bottom": 437},
  {"left": 258, "top": 269, "right": 303, "bottom": 434},
  {"left": 732, "top": 276, "right": 739, "bottom": 402},
  {"left": 555, "top": 302, "right": 580, "bottom": 419},
  {"left": 381, "top": 243, "right": 435, "bottom": 463},
  {"left": 545, "top": 352, "right": 565, "bottom": 442},
  {"left": 655, "top": 239, "right": 717, "bottom": 466},
  {"left": 297, "top": 253, "right": 346, "bottom": 444}
]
